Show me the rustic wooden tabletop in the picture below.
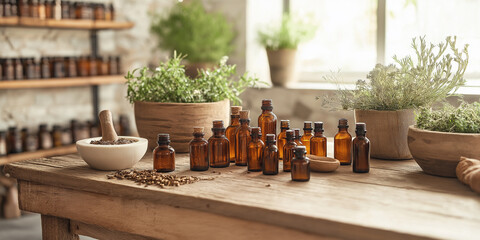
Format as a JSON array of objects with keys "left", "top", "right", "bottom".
[{"left": 4, "top": 142, "right": 480, "bottom": 240}]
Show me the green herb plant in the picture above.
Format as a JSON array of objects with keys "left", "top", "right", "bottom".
[
  {"left": 258, "top": 13, "right": 318, "bottom": 50},
  {"left": 150, "top": 0, "right": 234, "bottom": 63},
  {"left": 326, "top": 36, "right": 469, "bottom": 111},
  {"left": 416, "top": 100, "right": 480, "bottom": 133},
  {"left": 125, "top": 53, "right": 262, "bottom": 104}
]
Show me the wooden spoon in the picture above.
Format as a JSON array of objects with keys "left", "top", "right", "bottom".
[{"left": 98, "top": 110, "right": 119, "bottom": 142}]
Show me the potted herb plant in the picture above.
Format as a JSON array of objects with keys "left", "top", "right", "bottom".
[
  {"left": 151, "top": 0, "right": 234, "bottom": 78},
  {"left": 408, "top": 100, "right": 480, "bottom": 177},
  {"left": 258, "top": 14, "right": 317, "bottom": 87},
  {"left": 331, "top": 36, "right": 469, "bottom": 160},
  {"left": 125, "top": 54, "right": 260, "bottom": 152}
]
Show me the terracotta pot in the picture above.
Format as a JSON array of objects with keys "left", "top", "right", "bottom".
[
  {"left": 184, "top": 62, "right": 216, "bottom": 78},
  {"left": 408, "top": 126, "right": 480, "bottom": 177},
  {"left": 134, "top": 99, "right": 230, "bottom": 153},
  {"left": 354, "top": 109, "right": 415, "bottom": 160},
  {"left": 266, "top": 49, "right": 297, "bottom": 87}
]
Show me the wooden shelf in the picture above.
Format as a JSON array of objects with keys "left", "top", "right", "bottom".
[
  {"left": 0, "top": 145, "right": 77, "bottom": 165},
  {"left": 0, "top": 75, "right": 126, "bottom": 89},
  {"left": 0, "top": 17, "right": 134, "bottom": 30}
]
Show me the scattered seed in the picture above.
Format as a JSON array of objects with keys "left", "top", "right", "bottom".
[{"left": 107, "top": 169, "right": 204, "bottom": 188}]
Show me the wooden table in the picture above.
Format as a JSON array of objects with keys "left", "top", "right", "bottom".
[{"left": 4, "top": 142, "right": 480, "bottom": 240}]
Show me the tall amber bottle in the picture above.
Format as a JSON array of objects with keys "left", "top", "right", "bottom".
[
  {"left": 235, "top": 110, "right": 251, "bottom": 166},
  {"left": 310, "top": 122, "right": 327, "bottom": 157},
  {"left": 258, "top": 99, "right": 277, "bottom": 143},
  {"left": 300, "top": 121, "right": 313, "bottom": 153},
  {"left": 334, "top": 118, "right": 352, "bottom": 165},
  {"left": 226, "top": 106, "right": 242, "bottom": 163},
  {"left": 153, "top": 134, "right": 175, "bottom": 172},
  {"left": 291, "top": 146, "right": 310, "bottom": 182},
  {"left": 189, "top": 127, "right": 209, "bottom": 171},
  {"left": 353, "top": 123, "right": 370, "bottom": 173},
  {"left": 208, "top": 120, "right": 230, "bottom": 168},
  {"left": 277, "top": 119, "right": 290, "bottom": 160},
  {"left": 293, "top": 128, "right": 303, "bottom": 146},
  {"left": 283, "top": 130, "right": 297, "bottom": 172},
  {"left": 247, "top": 127, "right": 264, "bottom": 172},
  {"left": 262, "top": 134, "right": 279, "bottom": 175}
]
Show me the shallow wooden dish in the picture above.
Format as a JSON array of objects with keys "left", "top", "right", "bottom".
[{"left": 407, "top": 126, "right": 480, "bottom": 177}]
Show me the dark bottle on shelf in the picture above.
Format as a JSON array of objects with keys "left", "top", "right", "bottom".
[
  {"left": 225, "top": 106, "right": 241, "bottom": 163},
  {"left": 0, "top": 60, "right": 2, "bottom": 81},
  {"left": 38, "top": 124, "right": 53, "bottom": 150},
  {"left": 60, "top": 0, "right": 69, "bottom": 19},
  {"left": 262, "top": 134, "right": 278, "bottom": 175},
  {"left": 7, "top": 127, "right": 22, "bottom": 154},
  {"left": 115, "top": 56, "right": 121, "bottom": 73},
  {"left": 283, "top": 129, "right": 297, "bottom": 172},
  {"left": 14, "top": 58, "right": 23, "bottom": 80},
  {"left": 51, "top": 124, "right": 63, "bottom": 147},
  {"left": 88, "top": 56, "right": 97, "bottom": 76},
  {"left": 247, "top": 127, "right": 264, "bottom": 172},
  {"left": 34, "top": 58, "right": 41, "bottom": 78},
  {"left": 293, "top": 128, "right": 303, "bottom": 146},
  {"left": 104, "top": 3, "right": 111, "bottom": 21},
  {"left": 310, "top": 121, "right": 327, "bottom": 157},
  {"left": 44, "top": 0, "right": 52, "bottom": 19},
  {"left": 21, "top": 128, "right": 37, "bottom": 152},
  {"left": 235, "top": 110, "right": 251, "bottom": 166},
  {"left": 153, "top": 133, "right": 175, "bottom": 172},
  {"left": 108, "top": 3, "right": 114, "bottom": 21},
  {"left": 24, "top": 58, "right": 36, "bottom": 79},
  {"left": 29, "top": 0, "right": 39, "bottom": 18},
  {"left": 70, "top": 119, "right": 78, "bottom": 143},
  {"left": 3, "top": 0, "right": 14, "bottom": 17},
  {"left": 208, "top": 120, "right": 230, "bottom": 168},
  {"left": 353, "top": 123, "right": 370, "bottom": 173},
  {"left": 189, "top": 127, "right": 209, "bottom": 171},
  {"left": 277, "top": 119, "right": 289, "bottom": 160},
  {"left": 334, "top": 118, "right": 352, "bottom": 165},
  {"left": 0, "top": 0, "right": 4, "bottom": 17},
  {"left": 76, "top": 123, "right": 89, "bottom": 140},
  {"left": 108, "top": 56, "right": 118, "bottom": 75},
  {"left": 4, "top": 59, "right": 14, "bottom": 80},
  {"left": 119, "top": 114, "right": 130, "bottom": 136},
  {"left": 93, "top": 3, "right": 104, "bottom": 20},
  {"left": 77, "top": 56, "right": 89, "bottom": 77},
  {"left": 0, "top": 131, "right": 7, "bottom": 157},
  {"left": 258, "top": 99, "right": 277, "bottom": 143},
  {"left": 53, "top": 57, "right": 65, "bottom": 78},
  {"left": 21, "top": 128, "right": 28, "bottom": 151},
  {"left": 18, "top": 0, "right": 29, "bottom": 17},
  {"left": 87, "top": 120, "right": 100, "bottom": 137},
  {"left": 301, "top": 121, "right": 313, "bottom": 154},
  {"left": 61, "top": 127, "right": 72, "bottom": 145},
  {"left": 96, "top": 56, "right": 109, "bottom": 75},
  {"left": 40, "top": 57, "right": 50, "bottom": 78},
  {"left": 291, "top": 146, "right": 310, "bottom": 182},
  {"left": 66, "top": 56, "right": 77, "bottom": 77}
]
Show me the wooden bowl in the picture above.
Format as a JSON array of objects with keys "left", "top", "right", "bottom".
[{"left": 407, "top": 126, "right": 480, "bottom": 177}]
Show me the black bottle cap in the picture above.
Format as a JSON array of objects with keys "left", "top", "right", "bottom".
[
  {"left": 280, "top": 120, "right": 290, "bottom": 129},
  {"left": 294, "top": 146, "right": 307, "bottom": 158},
  {"left": 261, "top": 99, "right": 273, "bottom": 111},
  {"left": 286, "top": 130, "right": 294, "bottom": 141},
  {"left": 355, "top": 123, "right": 367, "bottom": 135},
  {"left": 303, "top": 121, "right": 313, "bottom": 131},
  {"left": 157, "top": 133, "right": 170, "bottom": 145},
  {"left": 338, "top": 118, "right": 349, "bottom": 128},
  {"left": 314, "top": 122, "right": 324, "bottom": 132}
]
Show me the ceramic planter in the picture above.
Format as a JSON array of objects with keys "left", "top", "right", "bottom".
[
  {"left": 134, "top": 99, "right": 230, "bottom": 152},
  {"left": 408, "top": 126, "right": 480, "bottom": 177},
  {"left": 266, "top": 49, "right": 297, "bottom": 87},
  {"left": 354, "top": 109, "right": 415, "bottom": 160}
]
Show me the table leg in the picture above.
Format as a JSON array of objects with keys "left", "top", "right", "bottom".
[{"left": 41, "top": 215, "right": 79, "bottom": 240}]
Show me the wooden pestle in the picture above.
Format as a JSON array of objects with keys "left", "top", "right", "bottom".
[{"left": 99, "top": 110, "right": 119, "bottom": 142}]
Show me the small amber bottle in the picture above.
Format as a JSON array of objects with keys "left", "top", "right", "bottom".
[
  {"left": 291, "top": 146, "right": 310, "bottom": 182},
  {"left": 247, "top": 127, "right": 264, "bottom": 172},
  {"left": 189, "top": 127, "right": 209, "bottom": 171},
  {"left": 277, "top": 119, "right": 289, "bottom": 160},
  {"left": 18, "top": 0, "right": 29, "bottom": 17},
  {"left": 208, "top": 120, "right": 230, "bottom": 168},
  {"left": 310, "top": 122, "right": 327, "bottom": 157},
  {"left": 334, "top": 118, "right": 352, "bottom": 165},
  {"left": 38, "top": 124, "right": 53, "bottom": 150},
  {"left": 51, "top": 125, "right": 63, "bottom": 147},
  {"left": 258, "top": 99, "right": 277, "bottom": 143},
  {"left": 153, "top": 133, "right": 175, "bottom": 172},
  {"left": 262, "top": 134, "right": 278, "bottom": 175},
  {"left": 300, "top": 121, "right": 313, "bottom": 153},
  {"left": 235, "top": 110, "right": 251, "bottom": 166},
  {"left": 283, "top": 130, "right": 297, "bottom": 172},
  {"left": 353, "top": 123, "right": 370, "bottom": 173},
  {"left": 293, "top": 128, "right": 303, "bottom": 146},
  {"left": 29, "top": 0, "right": 39, "bottom": 18},
  {"left": 0, "top": 131, "right": 7, "bottom": 157},
  {"left": 225, "top": 106, "right": 241, "bottom": 163},
  {"left": 14, "top": 58, "right": 23, "bottom": 80},
  {"left": 7, "top": 127, "right": 22, "bottom": 154}
]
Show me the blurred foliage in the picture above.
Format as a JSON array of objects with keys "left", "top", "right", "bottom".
[
  {"left": 416, "top": 100, "right": 480, "bottom": 133},
  {"left": 151, "top": 0, "right": 234, "bottom": 63}
]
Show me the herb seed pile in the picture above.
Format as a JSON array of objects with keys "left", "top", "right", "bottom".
[{"left": 107, "top": 170, "right": 211, "bottom": 187}]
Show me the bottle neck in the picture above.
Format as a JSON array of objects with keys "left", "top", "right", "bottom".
[
  {"left": 193, "top": 133, "right": 205, "bottom": 140},
  {"left": 213, "top": 129, "right": 225, "bottom": 137},
  {"left": 251, "top": 135, "right": 260, "bottom": 141},
  {"left": 356, "top": 133, "right": 366, "bottom": 138},
  {"left": 280, "top": 127, "right": 289, "bottom": 132},
  {"left": 262, "top": 109, "right": 272, "bottom": 114},
  {"left": 303, "top": 130, "right": 312, "bottom": 135},
  {"left": 314, "top": 131, "right": 324, "bottom": 137},
  {"left": 157, "top": 142, "right": 170, "bottom": 147},
  {"left": 266, "top": 141, "right": 276, "bottom": 146},
  {"left": 230, "top": 115, "right": 240, "bottom": 126},
  {"left": 338, "top": 127, "right": 349, "bottom": 133},
  {"left": 240, "top": 119, "right": 250, "bottom": 126}
]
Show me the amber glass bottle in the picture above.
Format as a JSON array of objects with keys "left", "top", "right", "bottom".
[
  {"left": 262, "top": 134, "right": 278, "bottom": 175},
  {"left": 277, "top": 119, "right": 289, "bottom": 160},
  {"left": 258, "top": 99, "right": 277, "bottom": 143},
  {"left": 291, "top": 146, "right": 310, "bottom": 182},
  {"left": 293, "top": 128, "right": 303, "bottom": 146},
  {"left": 310, "top": 122, "right": 327, "bottom": 157},
  {"left": 283, "top": 130, "right": 297, "bottom": 172},
  {"left": 18, "top": 0, "right": 29, "bottom": 17},
  {"left": 301, "top": 121, "right": 313, "bottom": 153},
  {"left": 7, "top": 127, "right": 22, "bottom": 154},
  {"left": 38, "top": 124, "right": 53, "bottom": 150},
  {"left": 52, "top": 125, "right": 63, "bottom": 147},
  {"left": 14, "top": 58, "right": 23, "bottom": 80},
  {"left": 189, "top": 127, "right": 209, "bottom": 171},
  {"left": 353, "top": 123, "right": 370, "bottom": 173},
  {"left": 29, "top": 0, "right": 39, "bottom": 18},
  {"left": 334, "top": 118, "right": 352, "bottom": 165},
  {"left": 247, "top": 127, "right": 264, "bottom": 172},
  {"left": 225, "top": 106, "right": 241, "bottom": 163},
  {"left": 0, "top": 131, "right": 7, "bottom": 157},
  {"left": 4, "top": 59, "right": 14, "bottom": 80},
  {"left": 208, "top": 120, "right": 230, "bottom": 168},
  {"left": 153, "top": 133, "right": 175, "bottom": 172},
  {"left": 235, "top": 110, "right": 251, "bottom": 166}
]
